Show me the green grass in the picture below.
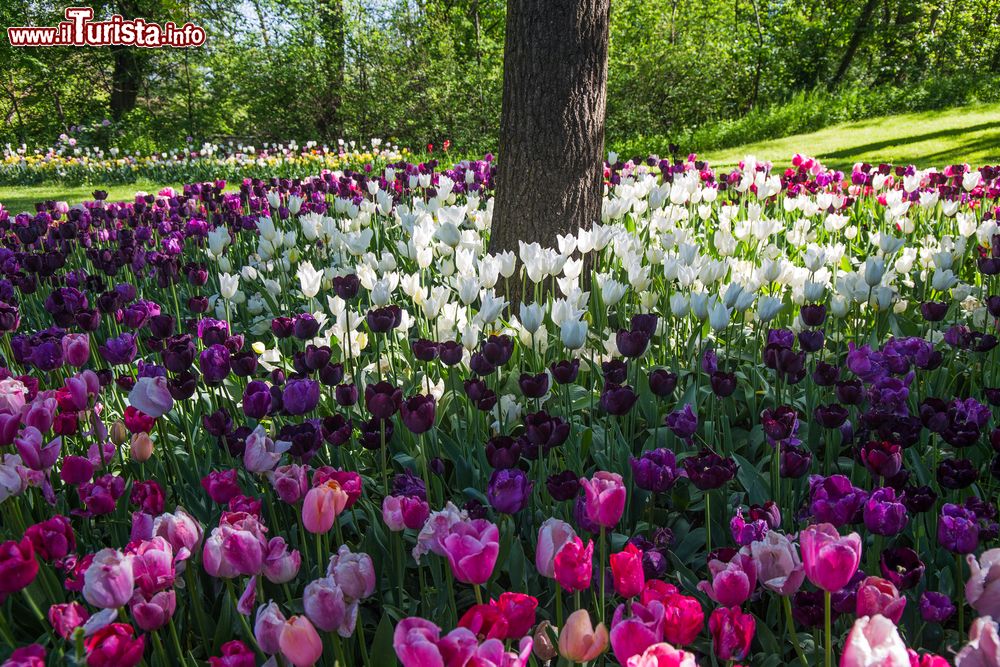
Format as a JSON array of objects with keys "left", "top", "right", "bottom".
[
  {"left": 704, "top": 102, "right": 1000, "bottom": 170},
  {"left": 0, "top": 181, "right": 178, "bottom": 215}
]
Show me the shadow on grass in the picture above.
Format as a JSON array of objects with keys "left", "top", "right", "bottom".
[{"left": 816, "top": 121, "right": 1000, "bottom": 161}]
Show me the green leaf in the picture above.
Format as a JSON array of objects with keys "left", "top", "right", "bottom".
[{"left": 369, "top": 613, "right": 397, "bottom": 667}]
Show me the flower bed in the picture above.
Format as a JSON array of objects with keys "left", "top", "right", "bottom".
[{"left": 1, "top": 153, "right": 1000, "bottom": 666}]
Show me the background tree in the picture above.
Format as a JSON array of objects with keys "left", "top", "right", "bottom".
[{"left": 488, "top": 0, "right": 611, "bottom": 275}]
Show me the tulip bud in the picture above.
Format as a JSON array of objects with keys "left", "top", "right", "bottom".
[
  {"left": 111, "top": 421, "right": 129, "bottom": 446},
  {"left": 559, "top": 609, "right": 608, "bottom": 662},
  {"left": 533, "top": 620, "right": 558, "bottom": 661},
  {"left": 130, "top": 432, "right": 154, "bottom": 462}
]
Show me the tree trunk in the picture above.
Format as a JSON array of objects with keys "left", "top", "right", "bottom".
[
  {"left": 827, "top": 0, "right": 879, "bottom": 90},
  {"left": 490, "top": 0, "right": 611, "bottom": 300},
  {"left": 315, "top": 0, "right": 345, "bottom": 139},
  {"left": 110, "top": 1, "right": 146, "bottom": 121}
]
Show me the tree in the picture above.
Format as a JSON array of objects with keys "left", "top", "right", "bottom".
[{"left": 488, "top": 0, "right": 611, "bottom": 297}]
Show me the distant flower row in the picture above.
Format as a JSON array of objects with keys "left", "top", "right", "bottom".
[{"left": 0, "top": 139, "right": 406, "bottom": 185}]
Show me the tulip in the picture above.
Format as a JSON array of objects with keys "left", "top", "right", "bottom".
[
  {"left": 128, "top": 376, "right": 173, "bottom": 418},
  {"left": 879, "top": 547, "right": 925, "bottom": 591},
  {"left": 282, "top": 378, "right": 320, "bottom": 415},
  {"left": 49, "top": 601, "right": 90, "bottom": 639},
  {"left": 967, "top": 549, "right": 1000, "bottom": 619},
  {"left": 553, "top": 536, "right": 594, "bottom": 593},
  {"left": 610, "top": 600, "right": 666, "bottom": 664},
  {"left": 270, "top": 464, "right": 310, "bottom": 504},
  {"left": 25, "top": 515, "right": 75, "bottom": 561},
  {"left": 83, "top": 548, "right": 134, "bottom": 609},
  {"left": 393, "top": 617, "right": 479, "bottom": 667},
  {"left": 559, "top": 609, "right": 609, "bottom": 662},
  {"left": 203, "top": 515, "right": 267, "bottom": 578},
  {"left": 130, "top": 589, "right": 176, "bottom": 631},
  {"left": 442, "top": 518, "right": 499, "bottom": 585},
  {"left": 84, "top": 623, "right": 145, "bottom": 667},
  {"left": 938, "top": 503, "right": 980, "bottom": 554},
  {"left": 856, "top": 576, "right": 906, "bottom": 624},
  {"left": 492, "top": 592, "right": 538, "bottom": 639},
  {"left": 208, "top": 640, "right": 256, "bottom": 667},
  {"left": 279, "top": 615, "right": 323, "bottom": 666},
  {"left": 801, "top": 523, "right": 862, "bottom": 592},
  {"left": 400, "top": 394, "right": 436, "bottom": 433},
  {"left": 708, "top": 606, "right": 755, "bottom": 662},
  {"left": 0, "top": 538, "right": 38, "bottom": 596},
  {"left": 626, "top": 642, "right": 698, "bottom": 667},
  {"left": 580, "top": 471, "right": 626, "bottom": 528},
  {"left": 327, "top": 544, "right": 376, "bottom": 600},
  {"left": 4, "top": 644, "right": 45, "bottom": 667},
  {"left": 536, "top": 518, "right": 576, "bottom": 579},
  {"left": 302, "top": 480, "right": 349, "bottom": 533},
  {"left": 698, "top": 550, "right": 757, "bottom": 607},
  {"left": 750, "top": 531, "right": 805, "bottom": 596},
  {"left": 152, "top": 507, "right": 204, "bottom": 553},
  {"left": 631, "top": 449, "right": 684, "bottom": 493},
  {"left": 254, "top": 601, "right": 287, "bottom": 654},
  {"left": 611, "top": 543, "right": 646, "bottom": 598},
  {"left": 262, "top": 537, "right": 301, "bottom": 584},
  {"left": 382, "top": 495, "right": 430, "bottom": 531},
  {"left": 243, "top": 425, "right": 291, "bottom": 473},
  {"left": 130, "top": 433, "right": 154, "bottom": 462},
  {"left": 955, "top": 616, "right": 1000, "bottom": 667},
  {"left": 487, "top": 468, "right": 533, "bottom": 514},
  {"left": 62, "top": 333, "right": 91, "bottom": 366},
  {"left": 14, "top": 427, "right": 61, "bottom": 471},
  {"left": 201, "top": 469, "right": 242, "bottom": 504},
  {"left": 840, "top": 614, "right": 910, "bottom": 667}
]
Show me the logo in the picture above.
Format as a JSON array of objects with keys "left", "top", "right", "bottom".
[{"left": 7, "top": 7, "right": 206, "bottom": 48}]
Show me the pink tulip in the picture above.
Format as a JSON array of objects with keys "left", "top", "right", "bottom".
[
  {"left": 413, "top": 502, "right": 467, "bottom": 561},
  {"left": 14, "top": 427, "right": 61, "bottom": 470},
  {"left": 559, "top": 609, "right": 609, "bottom": 662},
  {"left": 840, "top": 614, "right": 910, "bottom": 667},
  {"left": 130, "top": 589, "right": 176, "bottom": 631},
  {"left": 269, "top": 464, "right": 310, "bottom": 504},
  {"left": 302, "top": 480, "right": 348, "bottom": 534},
  {"left": 708, "top": 606, "right": 755, "bottom": 662},
  {"left": 393, "top": 617, "right": 479, "bottom": 667},
  {"left": 243, "top": 425, "right": 290, "bottom": 474},
  {"left": 262, "top": 537, "right": 301, "bottom": 584},
  {"left": 279, "top": 616, "right": 323, "bottom": 667},
  {"left": 382, "top": 495, "right": 430, "bottom": 531},
  {"left": 626, "top": 642, "right": 699, "bottom": 667},
  {"left": 536, "top": 518, "right": 576, "bottom": 579},
  {"left": 254, "top": 602, "right": 287, "bottom": 655},
  {"left": 698, "top": 551, "right": 757, "bottom": 607},
  {"left": 304, "top": 576, "right": 353, "bottom": 635},
  {"left": 955, "top": 616, "right": 1000, "bottom": 667},
  {"left": 62, "top": 333, "right": 91, "bottom": 367},
  {"left": 800, "top": 522, "right": 862, "bottom": 592},
  {"left": 0, "top": 377, "right": 27, "bottom": 415},
  {"left": 610, "top": 600, "right": 666, "bottom": 664},
  {"left": 83, "top": 548, "right": 135, "bottom": 609},
  {"left": 22, "top": 397, "right": 57, "bottom": 433},
  {"left": 128, "top": 376, "right": 174, "bottom": 419},
  {"left": 442, "top": 518, "right": 500, "bottom": 585},
  {"left": 554, "top": 536, "right": 594, "bottom": 593},
  {"left": 327, "top": 544, "right": 376, "bottom": 600},
  {"left": 611, "top": 543, "right": 646, "bottom": 598},
  {"left": 580, "top": 471, "right": 626, "bottom": 528},
  {"left": 48, "top": 601, "right": 90, "bottom": 639},
  {"left": 967, "top": 549, "right": 1000, "bottom": 619},
  {"left": 470, "top": 636, "right": 533, "bottom": 667},
  {"left": 202, "top": 513, "right": 267, "bottom": 578},
  {"left": 856, "top": 576, "right": 906, "bottom": 624},
  {"left": 152, "top": 507, "right": 204, "bottom": 553},
  {"left": 749, "top": 531, "right": 805, "bottom": 596},
  {"left": 128, "top": 536, "right": 181, "bottom": 596}
]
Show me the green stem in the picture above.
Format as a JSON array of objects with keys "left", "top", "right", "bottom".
[
  {"left": 824, "top": 590, "right": 832, "bottom": 667},
  {"left": 599, "top": 526, "right": 607, "bottom": 623},
  {"left": 783, "top": 595, "right": 810, "bottom": 667}
]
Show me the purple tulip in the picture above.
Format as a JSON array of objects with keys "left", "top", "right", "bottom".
[
  {"left": 937, "top": 503, "right": 979, "bottom": 554},
  {"left": 630, "top": 449, "right": 683, "bottom": 493},
  {"left": 683, "top": 449, "right": 737, "bottom": 490},
  {"left": 487, "top": 468, "right": 532, "bottom": 514},
  {"left": 400, "top": 394, "right": 436, "bottom": 434},
  {"left": 282, "top": 379, "right": 320, "bottom": 416},
  {"left": 863, "top": 487, "right": 908, "bottom": 536}
]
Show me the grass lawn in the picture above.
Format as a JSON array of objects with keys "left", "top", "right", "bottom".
[
  {"left": 0, "top": 181, "right": 179, "bottom": 216},
  {"left": 704, "top": 102, "right": 1000, "bottom": 170}
]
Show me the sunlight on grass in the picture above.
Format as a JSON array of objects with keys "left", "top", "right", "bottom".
[{"left": 0, "top": 181, "right": 177, "bottom": 215}]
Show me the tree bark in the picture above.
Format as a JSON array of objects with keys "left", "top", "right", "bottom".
[
  {"left": 315, "top": 0, "right": 346, "bottom": 139},
  {"left": 110, "top": 1, "right": 146, "bottom": 121},
  {"left": 827, "top": 0, "right": 879, "bottom": 91},
  {"left": 489, "top": 0, "right": 611, "bottom": 299}
]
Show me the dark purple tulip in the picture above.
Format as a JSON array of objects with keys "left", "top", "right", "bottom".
[
  {"left": 293, "top": 313, "right": 320, "bottom": 339},
  {"left": 485, "top": 435, "right": 522, "bottom": 469},
  {"left": 902, "top": 484, "right": 937, "bottom": 514},
  {"left": 469, "top": 352, "right": 496, "bottom": 376},
  {"left": 304, "top": 345, "right": 331, "bottom": 371},
  {"left": 814, "top": 403, "right": 849, "bottom": 429},
  {"left": 359, "top": 417, "right": 393, "bottom": 450},
  {"left": 203, "top": 409, "right": 233, "bottom": 437},
  {"left": 392, "top": 469, "right": 426, "bottom": 500},
  {"left": 920, "top": 301, "right": 949, "bottom": 322},
  {"left": 522, "top": 411, "right": 570, "bottom": 456},
  {"left": 231, "top": 350, "right": 259, "bottom": 377},
  {"left": 600, "top": 384, "right": 637, "bottom": 416},
  {"left": 812, "top": 361, "right": 840, "bottom": 386},
  {"left": 271, "top": 316, "right": 294, "bottom": 338},
  {"left": 439, "top": 341, "right": 464, "bottom": 366},
  {"left": 986, "top": 389, "right": 1000, "bottom": 408},
  {"left": 279, "top": 421, "right": 323, "bottom": 461},
  {"left": 332, "top": 274, "right": 360, "bottom": 300},
  {"left": 709, "top": 371, "right": 736, "bottom": 397},
  {"left": 937, "top": 503, "right": 979, "bottom": 553},
  {"left": 665, "top": 404, "right": 698, "bottom": 441},
  {"left": 808, "top": 474, "right": 867, "bottom": 526},
  {"left": 321, "top": 415, "right": 353, "bottom": 447},
  {"left": 761, "top": 405, "right": 798, "bottom": 442},
  {"left": 199, "top": 344, "right": 232, "bottom": 384},
  {"left": 487, "top": 468, "right": 532, "bottom": 514},
  {"left": 683, "top": 449, "right": 737, "bottom": 490},
  {"left": 366, "top": 306, "right": 401, "bottom": 333},
  {"left": 630, "top": 313, "right": 658, "bottom": 337},
  {"left": 616, "top": 329, "right": 650, "bottom": 358},
  {"left": 550, "top": 359, "right": 581, "bottom": 384},
  {"left": 319, "top": 362, "right": 345, "bottom": 386},
  {"left": 835, "top": 380, "right": 864, "bottom": 405},
  {"left": 518, "top": 372, "right": 550, "bottom": 399},
  {"left": 242, "top": 381, "right": 273, "bottom": 419},
  {"left": 797, "top": 330, "right": 824, "bottom": 352},
  {"left": 879, "top": 547, "right": 924, "bottom": 590},
  {"left": 335, "top": 383, "right": 358, "bottom": 407},
  {"left": 859, "top": 440, "right": 902, "bottom": 479},
  {"left": 546, "top": 470, "right": 580, "bottom": 502},
  {"left": 429, "top": 458, "right": 446, "bottom": 476},
  {"left": 648, "top": 369, "right": 678, "bottom": 397},
  {"left": 75, "top": 308, "right": 101, "bottom": 331},
  {"left": 602, "top": 359, "right": 627, "bottom": 385},
  {"left": 149, "top": 314, "right": 175, "bottom": 339},
  {"left": 630, "top": 448, "right": 683, "bottom": 492},
  {"left": 197, "top": 318, "right": 230, "bottom": 347},
  {"left": 282, "top": 378, "right": 320, "bottom": 415},
  {"left": 481, "top": 335, "right": 513, "bottom": 367},
  {"left": 99, "top": 333, "right": 137, "bottom": 366},
  {"left": 937, "top": 458, "right": 978, "bottom": 489},
  {"left": 919, "top": 591, "right": 955, "bottom": 623},
  {"left": 28, "top": 340, "right": 64, "bottom": 371},
  {"left": 792, "top": 590, "right": 828, "bottom": 628},
  {"left": 863, "top": 487, "right": 908, "bottom": 536},
  {"left": 800, "top": 304, "right": 826, "bottom": 327},
  {"left": 400, "top": 394, "right": 436, "bottom": 434},
  {"left": 831, "top": 569, "right": 867, "bottom": 614},
  {"left": 365, "top": 381, "right": 403, "bottom": 420},
  {"left": 162, "top": 335, "right": 196, "bottom": 372},
  {"left": 411, "top": 339, "right": 439, "bottom": 362}
]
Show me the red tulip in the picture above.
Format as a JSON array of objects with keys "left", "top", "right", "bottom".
[
  {"left": 708, "top": 606, "right": 755, "bottom": 662},
  {"left": 610, "top": 543, "right": 646, "bottom": 598}
]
